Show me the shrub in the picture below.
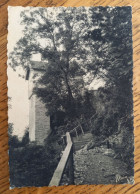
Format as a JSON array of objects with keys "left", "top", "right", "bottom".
[{"left": 9, "top": 132, "right": 63, "bottom": 188}]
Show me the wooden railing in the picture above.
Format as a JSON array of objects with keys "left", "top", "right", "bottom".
[
  {"left": 68, "top": 114, "right": 96, "bottom": 138},
  {"left": 49, "top": 132, "right": 74, "bottom": 186}
]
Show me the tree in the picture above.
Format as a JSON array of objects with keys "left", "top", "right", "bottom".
[
  {"left": 21, "top": 127, "right": 29, "bottom": 146},
  {"left": 9, "top": 7, "right": 133, "bottom": 134},
  {"left": 8, "top": 123, "right": 21, "bottom": 148},
  {"left": 85, "top": 7, "right": 133, "bottom": 138},
  {"left": 9, "top": 7, "right": 104, "bottom": 125},
  {"left": 90, "top": 7, "right": 133, "bottom": 117}
]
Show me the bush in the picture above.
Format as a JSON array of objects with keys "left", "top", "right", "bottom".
[
  {"left": 91, "top": 112, "right": 118, "bottom": 137},
  {"left": 9, "top": 132, "right": 63, "bottom": 188},
  {"left": 9, "top": 145, "right": 53, "bottom": 187}
]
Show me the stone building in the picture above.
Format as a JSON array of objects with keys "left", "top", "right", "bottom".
[{"left": 26, "top": 61, "right": 51, "bottom": 145}]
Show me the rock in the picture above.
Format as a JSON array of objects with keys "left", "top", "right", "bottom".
[
  {"left": 104, "top": 149, "right": 115, "bottom": 157},
  {"left": 87, "top": 141, "right": 95, "bottom": 150}
]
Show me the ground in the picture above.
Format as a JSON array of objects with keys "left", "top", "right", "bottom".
[{"left": 74, "top": 146, "right": 133, "bottom": 185}]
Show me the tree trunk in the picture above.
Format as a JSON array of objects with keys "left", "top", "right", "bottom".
[{"left": 64, "top": 73, "right": 74, "bottom": 105}]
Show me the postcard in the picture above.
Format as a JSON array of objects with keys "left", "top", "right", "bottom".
[{"left": 7, "top": 6, "right": 134, "bottom": 188}]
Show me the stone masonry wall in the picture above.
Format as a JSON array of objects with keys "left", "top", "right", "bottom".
[
  {"left": 29, "top": 95, "right": 35, "bottom": 141},
  {"left": 35, "top": 96, "right": 51, "bottom": 145}
]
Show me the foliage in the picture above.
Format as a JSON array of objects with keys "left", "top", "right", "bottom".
[
  {"left": 8, "top": 123, "right": 21, "bottom": 148},
  {"left": 44, "top": 132, "right": 64, "bottom": 164},
  {"left": 9, "top": 145, "right": 52, "bottom": 187},
  {"left": 9, "top": 129, "right": 63, "bottom": 187},
  {"left": 8, "top": 124, "right": 29, "bottom": 148},
  {"left": 90, "top": 7, "right": 133, "bottom": 138},
  {"left": 8, "top": 7, "right": 105, "bottom": 126},
  {"left": 9, "top": 7, "right": 133, "bottom": 133},
  {"left": 91, "top": 113, "right": 118, "bottom": 137},
  {"left": 114, "top": 116, "right": 134, "bottom": 172},
  {"left": 21, "top": 128, "right": 29, "bottom": 146}
]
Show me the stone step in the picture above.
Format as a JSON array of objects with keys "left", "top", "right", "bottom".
[
  {"left": 74, "top": 143, "right": 90, "bottom": 147},
  {"left": 74, "top": 145, "right": 88, "bottom": 149},
  {"left": 74, "top": 140, "right": 91, "bottom": 144},
  {"left": 73, "top": 136, "right": 92, "bottom": 143},
  {"left": 72, "top": 132, "right": 93, "bottom": 151},
  {"left": 73, "top": 133, "right": 92, "bottom": 140},
  {"left": 73, "top": 142, "right": 90, "bottom": 151}
]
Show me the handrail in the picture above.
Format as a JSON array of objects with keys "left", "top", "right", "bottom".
[
  {"left": 49, "top": 132, "right": 73, "bottom": 186},
  {"left": 69, "top": 114, "right": 96, "bottom": 136}
]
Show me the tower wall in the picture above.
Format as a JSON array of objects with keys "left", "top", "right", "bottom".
[
  {"left": 35, "top": 96, "right": 51, "bottom": 145},
  {"left": 27, "top": 63, "right": 51, "bottom": 145},
  {"left": 29, "top": 95, "right": 36, "bottom": 141}
]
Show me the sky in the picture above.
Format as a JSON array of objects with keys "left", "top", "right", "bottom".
[
  {"left": 8, "top": 7, "right": 29, "bottom": 138},
  {"left": 8, "top": 67, "right": 29, "bottom": 138}
]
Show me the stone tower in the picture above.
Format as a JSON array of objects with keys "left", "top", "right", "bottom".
[{"left": 26, "top": 61, "right": 51, "bottom": 145}]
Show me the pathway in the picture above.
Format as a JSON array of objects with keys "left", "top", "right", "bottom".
[{"left": 73, "top": 145, "right": 133, "bottom": 185}]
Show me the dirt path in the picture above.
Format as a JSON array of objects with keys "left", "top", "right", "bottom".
[{"left": 74, "top": 147, "right": 130, "bottom": 185}]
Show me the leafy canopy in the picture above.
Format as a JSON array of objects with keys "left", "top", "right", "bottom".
[{"left": 9, "top": 7, "right": 133, "bottom": 133}]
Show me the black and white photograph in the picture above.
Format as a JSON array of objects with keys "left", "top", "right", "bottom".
[{"left": 7, "top": 6, "right": 134, "bottom": 188}]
